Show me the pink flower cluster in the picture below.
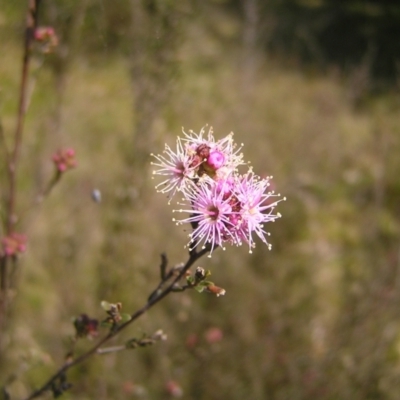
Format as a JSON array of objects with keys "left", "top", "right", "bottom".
[
  {"left": 2, "top": 233, "right": 27, "bottom": 256},
  {"left": 34, "top": 26, "right": 59, "bottom": 53},
  {"left": 52, "top": 148, "right": 77, "bottom": 172},
  {"left": 152, "top": 127, "right": 284, "bottom": 255}
]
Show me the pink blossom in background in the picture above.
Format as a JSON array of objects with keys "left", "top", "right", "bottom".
[
  {"left": 52, "top": 148, "right": 77, "bottom": 172},
  {"left": 205, "top": 327, "right": 223, "bottom": 344},
  {"left": 2, "top": 233, "right": 27, "bottom": 256},
  {"left": 33, "top": 26, "right": 59, "bottom": 53},
  {"left": 165, "top": 380, "right": 183, "bottom": 398}
]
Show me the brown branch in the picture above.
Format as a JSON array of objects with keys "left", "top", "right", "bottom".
[
  {"left": 23, "top": 247, "right": 210, "bottom": 400},
  {"left": 0, "top": 118, "right": 10, "bottom": 165},
  {"left": 0, "top": 0, "right": 41, "bottom": 349},
  {"left": 2, "top": 0, "right": 40, "bottom": 288},
  {"left": 6, "top": 0, "right": 40, "bottom": 234}
]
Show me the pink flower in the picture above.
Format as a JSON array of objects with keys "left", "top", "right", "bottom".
[
  {"left": 173, "top": 178, "right": 237, "bottom": 254},
  {"left": 173, "top": 172, "right": 284, "bottom": 254},
  {"left": 165, "top": 381, "right": 183, "bottom": 398},
  {"left": 153, "top": 127, "right": 284, "bottom": 254},
  {"left": 184, "top": 127, "right": 243, "bottom": 176},
  {"left": 52, "top": 148, "right": 77, "bottom": 172},
  {"left": 151, "top": 137, "right": 198, "bottom": 201},
  {"left": 2, "top": 233, "right": 27, "bottom": 256},
  {"left": 34, "top": 26, "right": 59, "bottom": 53},
  {"left": 34, "top": 27, "right": 55, "bottom": 41},
  {"left": 205, "top": 327, "right": 223, "bottom": 343},
  {"left": 152, "top": 127, "right": 243, "bottom": 201},
  {"left": 234, "top": 171, "right": 283, "bottom": 252}
]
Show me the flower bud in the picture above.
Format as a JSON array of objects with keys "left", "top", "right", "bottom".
[
  {"left": 207, "top": 150, "right": 225, "bottom": 169},
  {"left": 195, "top": 266, "right": 206, "bottom": 280},
  {"left": 52, "top": 148, "right": 77, "bottom": 172},
  {"left": 73, "top": 314, "right": 99, "bottom": 338},
  {"left": 205, "top": 327, "right": 223, "bottom": 343},
  {"left": 2, "top": 233, "right": 27, "bottom": 256},
  {"left": 165, "top": 381, "right": 183, "bottom": 398},
  {"left": 34, "top": 26, "right": 59, "bottom": 53},
  {"left": 206, "top": 284, "right": 226, "bottom": 297}
]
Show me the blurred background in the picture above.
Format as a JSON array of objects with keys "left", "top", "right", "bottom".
[{"left": 1, "top": 0, "right": 400, "bottom": 399}]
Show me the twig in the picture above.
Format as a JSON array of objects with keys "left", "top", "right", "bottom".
[
  {"left": 96, "top": 345, "right": 126, "bottom": 355},
  {"left": 23, "top": 246, "right": 210, "bottom": 400},
  {"left": 147, "top": 254, "right": 185, "bottom": 302},
  {"left": 160, "top": 252, "right": 168, "bottom": 280},
  {"left": 6, "top": 0, "right": 40, "bottom": 234},
  {"left": 0, "top": 118, "right": 10, "bottom": 165},
  {"left": 0, "top": 0, "right": 41, "bottom": 349},
  {"left": 34, "top": 170, "right": 63, "bottom": 205}
]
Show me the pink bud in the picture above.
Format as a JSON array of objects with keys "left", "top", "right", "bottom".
[
  {"left": 52, "top": 148, "right": 77, "bottom": 172},
  {"left": 207, "top": 150, "right": 225, "bottom": 169},
  {"left": 206, "top": 284, "right": 226, "bottom": 297},
  {"left": 34, "top": 26, "right": 59, "bottom": 53},
  {"left": 205, "top": 327, "right": 223, "bottom": 344},
  {"left": 165, "top": 381, "right": 183, "bottom": 398},
  {"left": 46, "top": 27, "right": 55, "bottom": 36},
  {"left": 2, "top": 233, "right": 27, "bottom": 257}
]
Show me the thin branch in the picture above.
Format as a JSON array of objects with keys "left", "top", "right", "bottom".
[
  {"left": 1, "top": 0, "right": 40, "bottom": 304},
  {"left": 96, "top": 345, "right": 126, "bottom": 355},
  {"left": 35, "top": 170, "right": 62, "bottom": 204},
  {"left": 6, "top": 0, "right": 40, "bottom": 234},
  {"left": 23, "top": 247, "right": 209, "bottom": 400},
  {"left": 148, "top": 257, "right": 184, "bottom": 302},
  {"left": 0, "top": 118, "right": 10, "bottom": 164},
  {"left": 160, "top": 252, "right": 168, "bottom": 280}
]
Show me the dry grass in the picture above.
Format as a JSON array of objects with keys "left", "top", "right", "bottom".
[{"left": 1, "top": 7, "right": 400, "bottom": 399}]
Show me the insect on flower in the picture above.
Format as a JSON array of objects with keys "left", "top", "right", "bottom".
[{"left": 152, "top": 127, "right": 285, "bottom": 255}]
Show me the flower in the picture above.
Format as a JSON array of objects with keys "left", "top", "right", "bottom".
[
  {"left": 34, "top": 26, "right": 59, "bottom": 53},
  {"left": 233, "top": 171, "right": 283, "bottom": 253},
  {"left": 151, "top": 137, "right": 198, "bottom": 201},
  {"left": 205, "top": 327, "right": 224, "bottom": 342},
  {"left": 2, "top": 233, "right": 27, "bottom": 256},
  {"left": 165, "top": 381, "right": 183, "bottom": 398},
  {"left": 173, "top": 178, "right": 236, "bottom": 254},
  {"left": 151, "top": 127, "right": 243, "bottom": 201},
  {"left": 34, "top": 27, "right": 55, "bottom": 41},
  {"left": 183, "top": 127, "right": 244, "bottom": 178},
  {"left": 152, "top": 127, "right": 284, "bottom": 255},
  {"left": 52, "top": 148, "right": 77, "bottom": 172}
]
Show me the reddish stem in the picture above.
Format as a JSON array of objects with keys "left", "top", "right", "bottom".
[
  {"left": 7, "top": 0, "right": 40, "bottom": 234},
  {"left": 2, "top": 0, "right": 40, "bottom": 278},
  {"left": 0, "top": 0, "right": 41, "bottom": 353}
]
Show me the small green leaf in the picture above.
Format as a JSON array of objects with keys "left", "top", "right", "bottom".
[
  {"left": 186, "top": 276, "right": 195, "bottom": 285},
  {"left": 120, "top": 313, "right": 131, "bottom": 323},
  {"left": 194, "top": 285, "right": 205, "bottom": 293},
  {"left": 200, "top": 280, "right": 214, "bottom": 287}
]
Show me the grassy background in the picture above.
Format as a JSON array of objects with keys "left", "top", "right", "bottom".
[{"left": 1, "top": 2, "right": 400, "bottom": 399}]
